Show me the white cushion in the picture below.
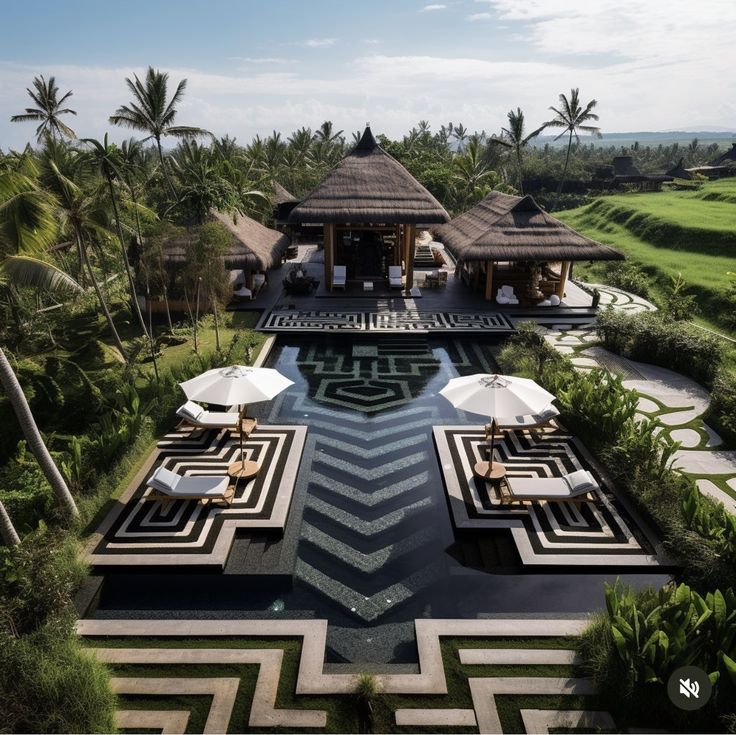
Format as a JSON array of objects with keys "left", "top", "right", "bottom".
[
  {"left": 538, "top": 405, "right": 559, "bottom": 420},
  {"left": 564, "top": 470, "right": 596, "bottom": 492},
  {"left": 177, "top": 400, "right": 204, "bottom": 421},
  {"left": 253, "top": 273, "right": 266, "bottom": 285},
  {"left": 234, "top": 286, "right": 252, "bottom": 298},
  {"left": 296, "top": 269, "right": 304, "bottom": 278},
  {"left": 147, "top": 466, "right": 180, "bottom": 492},
  {"left": 550, "top": 294, "right": 561, "bottom": 306}
]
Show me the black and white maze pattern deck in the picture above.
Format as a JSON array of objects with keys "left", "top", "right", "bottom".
[
  {"left": 434, "top": 426, "right": 665, "bottom": 567},
  {"left": 85, "top": 425, "right": 306, "bottom": 567},
  {"left": 263, "top": 309, "right": 514, "bottom": 332}
]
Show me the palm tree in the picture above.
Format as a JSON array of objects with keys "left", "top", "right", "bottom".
[
  {"left": 489, "top": 108, "right": 546, "bottom": 194},
  {"left": 0, "top": 346, "right": 79, "bottom": 518},
  {"left": 82, "top": 135, "right": 149, "bottom": 337},
  {"left": 452, "top": 123, "right": 469, "bottom": 153},
  {"left": 544, "top": 88, "right": 602, "bottom": 209},
  {"left": 40, "top": 151, "right": 129, "bottom": 360},
  {"left": 0, "top": 500, "right": 20, "bottom": 546},
  {"left": 109, "top": 66, "right": 210, "bottom": 197},
  {"left": 10, "top": 75, "right": 77, "bottom": 142}
]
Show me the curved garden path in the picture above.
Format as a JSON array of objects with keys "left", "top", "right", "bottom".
[{"left": 543, "top": 283, "right": 736, "bottom": 512}]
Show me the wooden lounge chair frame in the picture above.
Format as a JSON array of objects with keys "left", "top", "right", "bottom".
[{"left": 147, "top": 483, "right": 236, "bottom": 508}]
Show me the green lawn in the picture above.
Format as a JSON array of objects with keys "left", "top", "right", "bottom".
[{"left": 557, "top": 179, "right": 736, "bottom": 335}]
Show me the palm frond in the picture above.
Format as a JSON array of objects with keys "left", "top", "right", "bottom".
[{"left": 1, "top": 255, "right": 82, "bottom": 294}]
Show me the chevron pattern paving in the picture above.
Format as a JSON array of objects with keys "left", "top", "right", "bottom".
[
  {"left": 434, "top": 426, "right": 663, "bottom": 566},
  {"left": 86, "top": 426, "right": 306, "bottom": 567},
  {"left": 261, "top": 337, "right": 501, "bottom": 622},
  {"left": 263, "top": 309, "right": 513, "bottom": 332}
]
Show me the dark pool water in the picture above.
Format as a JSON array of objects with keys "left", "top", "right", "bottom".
[{"left": 98, "top": 334, "right": 669, "bottom": 663}]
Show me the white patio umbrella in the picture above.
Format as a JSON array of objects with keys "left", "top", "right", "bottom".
[
  {"left": 180, "top": 365, "right": 293, "bottom": 475},
  {"left": 439, "top": 373, "right": 555, "bottom": 472}
]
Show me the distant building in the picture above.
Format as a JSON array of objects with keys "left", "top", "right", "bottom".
[{"left": 592, "top": 156, "right": 672, "bottom": 191}]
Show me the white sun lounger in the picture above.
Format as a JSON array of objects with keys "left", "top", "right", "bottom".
[
  {"left": 487, "top": 405, "right": 560, "bottom": 434},
  {"left": 145, "top": 466, "right": 234, "bottom": 506},
  {"left": 176, "top": 400, "right": 257, "bottom": 433},
  {"left": 502, "top": 469, "right": 599, "bottom": 507},
  {"left": 388, "top": 265, "right": 403, "bottom": 288}
]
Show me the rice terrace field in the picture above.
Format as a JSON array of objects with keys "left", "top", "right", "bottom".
[{"left": 558, "top": 179, "right": 736, "bottom": 334}]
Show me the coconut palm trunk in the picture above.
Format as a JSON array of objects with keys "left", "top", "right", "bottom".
[
  {"left": 0, "top": 347, "right": 79, "bottom": 518},
  {"left": 79, "top": 233, "right": 128, "bottom": 361},
  {"left": 155, "top": 135, "right": 178, "bottom": 200},
  {"left": 556, "top": 129, "right": 575, "bottom": 204},
  {"left": 0, "top": 500, "right": 20, "bottom": 546},
  {"left": 104, "top": 175, "right": 149, "bottom": 337}
]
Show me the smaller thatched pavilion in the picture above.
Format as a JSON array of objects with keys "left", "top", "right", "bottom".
[
  {"left": 435, "top": 191, "right": 624, "bottom": 303},
  {"left": 288, "top": 126, "right": 449, "bottom": 290},
  {"left": 160, "top": 209, "right": 289, "bottom": 304},
  {"left": 666, "top": 158, "right": 693, "bottom": 180}
]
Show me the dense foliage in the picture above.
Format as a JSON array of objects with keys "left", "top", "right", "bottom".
[{"left": 579, "top": 581, "right": 736, "bottom": 732}]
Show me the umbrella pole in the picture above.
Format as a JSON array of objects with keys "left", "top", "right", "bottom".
[
  {"left": 239, "top": 404, "right": 245, "bottom": 471},
  {"left": 489, "top": 417, "right": 496, "bottom": 471}
]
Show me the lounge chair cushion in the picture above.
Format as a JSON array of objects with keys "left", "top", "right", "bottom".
[
  {"left": 146, "top": 466, "right": 230, "bottom": 498},
  {"left": 564, "top": 469, "right": 597, "bottom": 492},
  {"left": 505, "top": 470, "right": 599, "bottom": 500},
  {"left": 147, "top": 466, "right": 181, "bottom": 493},
  {"left": 177, "top": 401, "right": 204, "bottom": 422},
  {"left": 193, "top": 411, "right": 240, "bottom": 428}
]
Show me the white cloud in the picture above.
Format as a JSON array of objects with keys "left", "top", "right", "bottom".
[
  {"left": 466, "top": 12, "right": 492, "bottom": 21},
  {"left": 2, "top": 2, "right": 735, "bottom": 154},
  {"left": 229, "top": 56, "right": 289, "bottom": 64},
  {"left": 362, "top": 38, "right": 382, "bottom": 45},
  {"left": 303, "top": 38, "right": 336, "bottom": 48},
  {"left": 421, "top": 4, "right": 447, "bottom": 11}
]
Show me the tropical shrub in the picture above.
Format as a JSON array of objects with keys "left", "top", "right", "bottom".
[
  {"left": 596, "top": 309, "right": 722, "bottom": 386},
  {"left": 706, "top": 370, "right": 736, "bottom": 448},
  {"left": 664, "top": 272, "right": 698, "bottom": 321},
  {"left": 579, "top": 580, "right": 736, "bottom": 731},
  {"left": 602, "top": 261, "right": 652, "bottom": 300}
]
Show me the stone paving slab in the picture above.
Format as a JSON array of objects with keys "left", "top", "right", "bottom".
[
  {"left": 670, "top": 428, "right": 702, "bottom": 448},
  {"left": 673, "top": 450, "right": 736, "bottom": 475}
]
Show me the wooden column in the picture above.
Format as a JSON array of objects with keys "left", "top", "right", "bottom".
[
  {"left": 394, "top": 224, "right": 402, "bottom": 266},
  {"left": 404, "top": 224, "right": 416, "bottom": 293},
  {"left": 323, "top": 224, "right": 335, "bottom": 290},
  {"left": 484, "top": 262, "right": 495, "bottom": 301},
  {"left": 556, "top": 261, "right": 571, "bottom": 299}
]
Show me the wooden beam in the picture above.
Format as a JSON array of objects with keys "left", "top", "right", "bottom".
[
  {"left": 323, "top": 224, "right": 335, "bottom": 290},
  {"left": 404, "top": 224, "right": 416, "bottom": 293},
  {"left": 484, "top": 262, "right": 495, "bottom": 301},
  {"left": 556, "top": 261, "right": 571, "bottom": 299}
]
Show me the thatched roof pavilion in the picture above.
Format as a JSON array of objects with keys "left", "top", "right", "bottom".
[
  {"left": 666, "top": 158, "right": 693, "bottom": 180},
  {"left": 273, "top": 182, "right": 299, "bottom": 205},
  {"left": 435, "top": 191, "right": 623, "bottom": 302},
  {"left": 162, "top": 209, "right": 289, "bottom": 272},
  {"left": 288, "top": 126, "right": 449, "bottom": 289}
]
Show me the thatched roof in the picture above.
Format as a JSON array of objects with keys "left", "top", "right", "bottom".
[
  {"left": 612, "top": 156, "right": 644, "bottom": 179},
  {"left": 435, "top": 191, "right": 624, "bottom": 262},
  {"left": 288, "top": 126, "right": 449, "bottom": 225},
  {"left": 161, "top": 209, "right": 289, "bottom": 271},
  {"left": 273, "top": 181, "right": 298, "bottom": 205},
  {"left": 710, "top": 143, "right": 736, "bottom": 166},
  {"left": 666, "top": 158, "right": 693, "bottom": 179}
]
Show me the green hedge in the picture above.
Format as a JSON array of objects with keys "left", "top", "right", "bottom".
[
  {"left": 706, "top": 371, "right": 736, "bottom": 447},
  {"left": 596, "top": 308, "right": 722, "bottom": 387}
]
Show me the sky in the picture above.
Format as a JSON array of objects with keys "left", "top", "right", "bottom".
[{"left": 1, "top": 0, "right": 734, "bottom": 150}]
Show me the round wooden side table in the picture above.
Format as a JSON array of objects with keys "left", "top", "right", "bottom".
[{"left": 227, "top": 460, "right": 260, "bottom": 480}]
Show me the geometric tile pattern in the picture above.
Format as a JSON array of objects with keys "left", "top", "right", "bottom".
[
  {"left": 272, "top": 338, "right": 500, "bottom": 622},
  {"left": 263, "top": 309, "right": 513, "bottom": 332},
  {"left": 79, "top": 617, "right": 609, "bottom": 734},
  {"left": 84, "top": 425, "right": 306, "bottom": 567},
  {"left": 434, "top": 426, "right": 664, "bottom": 566}
]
